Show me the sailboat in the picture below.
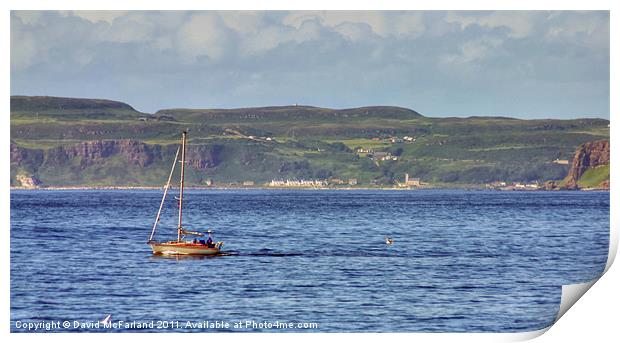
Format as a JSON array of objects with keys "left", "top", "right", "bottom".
[{"left": 147, "top": 131, "right": 223, "bottom": 255}]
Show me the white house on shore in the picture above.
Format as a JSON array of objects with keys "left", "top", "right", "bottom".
[{"left": 398, "top": 173, "right": 420, "bottom": 187}]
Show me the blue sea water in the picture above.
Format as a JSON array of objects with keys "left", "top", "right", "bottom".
[{"left": 10, "top": 189, "right": 609, "bottom": 332}]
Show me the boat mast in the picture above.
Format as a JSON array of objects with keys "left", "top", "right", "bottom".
[{"left": 177, "top": 131, "right": 187, "bottom": 242}]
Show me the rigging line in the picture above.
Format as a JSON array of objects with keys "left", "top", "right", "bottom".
[{"left": 148, "top": 145, "right": 181, "bottom": 242}]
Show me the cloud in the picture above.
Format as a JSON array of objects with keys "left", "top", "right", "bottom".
[
  {"left": 12, "top": 11, "right": 44, "bottom": 25},
  {"left": 65, "top": 10, "right": 129, "bottom": 24},
  {"left": 282, "top": 11, "right": 425, "bottom": 39},
  {"left": 544, "top": 11, "right": 609, "bottom": 50},
  {"left": 220, "top": 11, "right": 266, "bottom": 35},
  {"left": 332, "top": 22, "right": 373, "bottom": 41},
  {"left": 98, "top": 13, "right": 158, "bottom": 43},
  {"left": 440, "top": 36, "right": 504, "bottom": 65},
  {"left": 174, "top": 12, "right": 237, "bottom": 62},
  {"left": 445, "top": 11, "right": 539, "bottom": 38},
  {"left": 10, "top": 22, "right": 38, "bottom": 70},
  {"left": 285, "top": 11, "right": 389, "bottom": 36}
]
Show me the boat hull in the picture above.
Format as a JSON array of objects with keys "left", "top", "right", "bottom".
[{"left": 149, "top": 242, "right": 221, "bottom": 255}]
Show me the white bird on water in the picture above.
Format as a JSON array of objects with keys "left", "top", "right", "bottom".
[
  {"left": 100, "top": 314, "right": 111, "bottom": 326},
  {"left": 385, "top": 237, "right": 393, "bottom": 246}
]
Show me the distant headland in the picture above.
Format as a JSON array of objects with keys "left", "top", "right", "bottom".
[{"left": 10, "top": 96, "right": 609, "bottom": 190}]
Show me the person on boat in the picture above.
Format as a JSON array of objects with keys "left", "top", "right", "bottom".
[{"left": 206, "top": 230, "right": 215, "bottom": 248}]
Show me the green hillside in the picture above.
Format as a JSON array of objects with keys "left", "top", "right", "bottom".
[
  {"left": 10, "top": 95, "right": 146, "bottom": 121},
  {"left": 10, "top": 96, "right": 610, "bottom": 187},
  {"left": 577, "top": 165, "right": 610, "bottom": 188}
]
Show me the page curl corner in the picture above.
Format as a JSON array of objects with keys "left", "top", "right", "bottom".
[{"left": 555, "top": 279, "right": 598, "bottom": 322}]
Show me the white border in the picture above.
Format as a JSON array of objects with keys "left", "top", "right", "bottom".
[{"left": 3, "top": 1, "right": 617, "bottom": 342}]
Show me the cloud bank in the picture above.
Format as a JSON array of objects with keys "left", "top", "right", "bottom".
[{"left": 10, "top": 10, "right": 610, "bottom": 118}]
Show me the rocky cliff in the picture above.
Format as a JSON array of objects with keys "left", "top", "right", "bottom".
[
  {"left": 50, "top": 140, "right": 156, "bottom": 168},
  {"left": 10, "top": 140, "right": 223, "bottom": 186},
  {"left": 562, "top": 139, "right": 610, "bottom": 189}
]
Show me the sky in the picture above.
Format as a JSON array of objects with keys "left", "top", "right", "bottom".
[{"left": 10, "top": 10, "right": 610, "bottom": 119}]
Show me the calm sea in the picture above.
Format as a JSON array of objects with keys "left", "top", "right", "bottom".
[{"left": 10, "top": 189, "right": 609, "bottom": 332}]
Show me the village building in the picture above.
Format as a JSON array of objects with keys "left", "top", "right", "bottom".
[
  {"left": 268, "top": 179, "right": 328, "bottom": 188},
  {"left": 525, "top": 182, "right": 541, "bottom": 189},
  {"left": 404, "top": 173, "right": 420, "bottom": 187},
  {"left": 372, "top": 151, "right": 397, "bottom": 161},
  {"left": 487, "top": 181, "right": 507, "bottom": 189},
  {"left": 356, "top": 147, "right": 373, "bottom": 154}
]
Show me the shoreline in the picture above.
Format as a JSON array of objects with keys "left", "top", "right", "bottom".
[
  {"left": 9, "top": 185, "right": 608, "bottom": 191},
  {"left": 9, "top": 185, "right": 440, "bottom": 191}
]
